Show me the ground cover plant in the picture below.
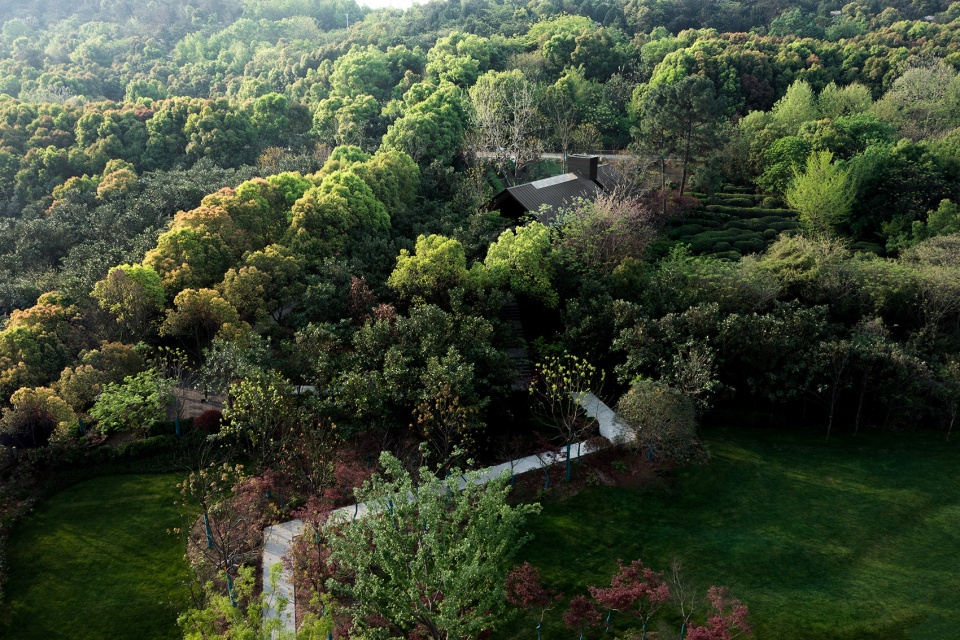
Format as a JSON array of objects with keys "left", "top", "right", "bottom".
[
  {"left": 0, "top": 474, "right": 192, "bottom": 640},
  {"left": 502, "top": 426, "right": 960, "bottom": 640}
]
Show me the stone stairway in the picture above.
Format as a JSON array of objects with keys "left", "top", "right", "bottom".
[{"left": 502, "top": 298, "right": 533, "bottom": 390}]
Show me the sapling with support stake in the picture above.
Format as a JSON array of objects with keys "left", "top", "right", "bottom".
[{"left": 529, "top": 352, "right": 604, "bottom": 481}]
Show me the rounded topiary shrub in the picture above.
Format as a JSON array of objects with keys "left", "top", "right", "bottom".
[
  {"left": 193, "top": 409, "right": 223, "bottom": 433},
  {"left": 616, "top": 380, "right": 697, "bottom": 462}
]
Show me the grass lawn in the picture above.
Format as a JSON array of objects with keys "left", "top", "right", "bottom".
[
  {"left": 1, "top": 474, "right": 191, "bottom": 640},
  {"left": 503, "top": 427, "right": 960, "bottom": 640}
]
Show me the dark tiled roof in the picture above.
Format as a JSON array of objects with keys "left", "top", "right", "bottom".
[{"left": 491, "top": 172, "right": 601, "bottom": 222}]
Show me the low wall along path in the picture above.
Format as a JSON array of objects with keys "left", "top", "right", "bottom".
[{"left": 262, "top": 392, "right": 632, "bottom": 634}]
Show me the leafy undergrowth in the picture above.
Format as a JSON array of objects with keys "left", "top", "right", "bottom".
[
  {"left": 500, "top": 427, "right": 960, "bottom": 640},
  {"left": 0, "top": 474, "right": 192, "bottom": 640}
]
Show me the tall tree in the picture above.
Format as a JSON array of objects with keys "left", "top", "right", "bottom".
[
  {"left": 469, "top": 70, "right": 542, "bottom": 187},
  {"left": 641, "top": 75, "right": 725, "bottom": 197},
  {"left": 785, "top": 151, "right": 855, "bottom": 236}
]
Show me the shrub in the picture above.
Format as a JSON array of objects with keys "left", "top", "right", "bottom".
[
  {"left": 717, "top": 196, "right": 753, "bottom": 207},
  {"left": 761, "top": 196, "right": 784, "bottom": 208},
  {"left": 617, "top": 380, "right": 698, "bottom": 462},
  {"left": 193, "top": 409, "right": 223, "bottom": 433}
]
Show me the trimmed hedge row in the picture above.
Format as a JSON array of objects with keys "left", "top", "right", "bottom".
[
  {"left": 705, "top": 204, "right": 795, "bottom": 218},
  {"left": 667, "top": 185, "right": 800, "bottom": 257}
]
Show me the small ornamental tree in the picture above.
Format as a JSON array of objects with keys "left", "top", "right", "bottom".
[
  {"left": 564, "top": 595, "right": 601, "bottom": 640},
  {"left": 685, "top": 587, "right": 753, "bottom": 640},
  {"left": 177, "top": 564, "right": 292, "bottom": 640},
  {"left": 505, "top": 562, "right": 561, "bottom": 640},
  {"left": 529, "top": 352, "right": 604, "bottom": 481},
  {"left": 589, "top": 559, "right": 669, "bottom": 638}
]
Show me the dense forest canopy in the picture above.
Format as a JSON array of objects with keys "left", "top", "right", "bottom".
[{"left": 3, "top": 0, "right": 960, "bottom": 635}]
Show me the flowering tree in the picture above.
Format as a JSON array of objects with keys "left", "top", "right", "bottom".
[
  {"left": 685, "top": 587, "right": 753, "bottom": 640},
  {"left": 529, "top": 352, "right": 603, "bottom": 481},
  {"left": 589, "top": 559, "right": 669, "bottom": 638}
]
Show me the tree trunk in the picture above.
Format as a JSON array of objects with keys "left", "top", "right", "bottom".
[{"left": 679, "top": 133, "right": 692, "bottom": 196}]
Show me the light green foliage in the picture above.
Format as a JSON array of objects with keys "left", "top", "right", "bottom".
[
  {"left": 222, "top": 369, "right": 297, "bottom": 468},
  {"left": 617, "top": 379, "right": 698, "bottom": 460},
  {"left": 0, "top": 294, "right": 77, "bottom": 400},
  {"left": 217, "top": 266, "right": 270, "bottom": 324},
  {"left": 470, "top": 69, "right": 541, "bottom": 187},
  {"left": 380, "top": 83, "right": 469, "bottom": 165},
  {"left": 178, "top": 564, "right": 292, "bottom": 640},
  {"left": 329, "top": 45, "right": 394, "bottom": 102},
  {"left": 785, "top": 151, "right": 855, "bottom": 235},
  {"left": 312, "top": 93, "right": 381, "bottom": 149},
  {"left": 873, "top": 61, "right": 960, "bottom": 140},
  {"left": 817, "top": 81, "right": 873, "bottom": 119},
  {"left": 425, "top": 32, "right": 492, "bottom": 87},
  {"left": 351, "top": 149, "right": 420, "bottom": 213},
  {"left": 89, "top": 368, "right": 170, "bottom": 435},
  {"left": 484, "top": 222, "right": 557, "bottom": 308},
  {"left": 144, "top": 224, "right": 238, "bottom": 296},
  {"left": 911, "top": 199, "right": 960, "bottom": 245},
  {"left": 328, "top": 451, "right": 540, "bottom": 640},
  {"left": 286, "top": 169, "right": 390, "bottom": 263},
  {"left": 240, "top": 244, "right": 305, "bottom": 323},
  {"left": 529, "top": 351, "right": 604, "bottom": 447},
  {"left": 265, "top": 172, "right": 312, "bottom": 210},
  {"left": 799, "top": 113, "right": 893, "bottom": 160},
  {"left": 771, "top": 80, "right": 818, "bottom": 136},
  {"left": 183, "top": 98, "right": 257, "bottom": 167},
  {"left": 388, "top": 234, "right": 472, "bottom": 305},
  {"left": 92, "top": 264, "right": 165, "bottom": 339},
  {"left": 54, "top": 364, "right": 104, "bottom": 414}
]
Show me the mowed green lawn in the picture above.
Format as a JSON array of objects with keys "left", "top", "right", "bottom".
[
  {"left": 506, "top": 427, "right": 960, "bottom": 640},
  {"left": 1, "top": 474, "right": 191, "bottom": 640}
]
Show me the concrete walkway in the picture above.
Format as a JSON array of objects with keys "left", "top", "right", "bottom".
[{"left": 261, "top": 392, "right": 631, "bottom": 636}]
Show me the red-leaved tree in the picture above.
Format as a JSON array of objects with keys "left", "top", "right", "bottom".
[
  {"left": 685, "top": 586, "right": 753, "bottom": 640},
  {"left": 505, "top": 562, "right": 561, "bottom": 640},
  {"left": 588, "top": 559, "right": 669, "bottom": 638},
  {"left": 564, "top": 595, "right": 601, "bottom": 640}
]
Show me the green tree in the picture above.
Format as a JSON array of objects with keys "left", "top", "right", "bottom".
[
  {"left": 380, "top": 83, "right": 469, "bottom": 166},
  {"left": 91, "top": 264, "right": 165, "bottom": 340},
  {"left": 640, "top": 75, "right": 725, "bottom": 196},
  {"left": 388, "top": 234, "right": 473, "bottom": 306},
  {"left": 616, "top": 379, "right": 697, "bottom": 462},
  {"left": 221, "top": 369, "right": 297, "bottom": 469},
  {"left": 286, "top": 169, "right": 390, "bottom": 265},
  {"left": 484, "top": 222, "right": 557, "bottom": 308},
  {"left": 328, "top": 451, "right": 540, "bottom": 640},
  {"left": 89, "top": 368, "right": 171, "bottom": 436},
  {"left": 160, "top": 288, "right": 243, "bottom": 355},
  {"left": 1, "top": 386, "right": 77, "bottom": 446},
  {"left": 178, "top": 565, "right": 293, "bottom": 640},
  {"left": 469, "top": 70, "right": 541, "bottom": 187},
  {"left": 785, "top": 151, "right": 855, "bottom": 236}
]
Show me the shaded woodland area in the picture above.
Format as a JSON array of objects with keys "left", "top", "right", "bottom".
[{"left": 1, "top": 0, "right": 960, "bottom": 637}]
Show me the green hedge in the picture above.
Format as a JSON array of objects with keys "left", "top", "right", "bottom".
[{"left": 705, "top": 204, "right": 795, "bottom": 218}]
